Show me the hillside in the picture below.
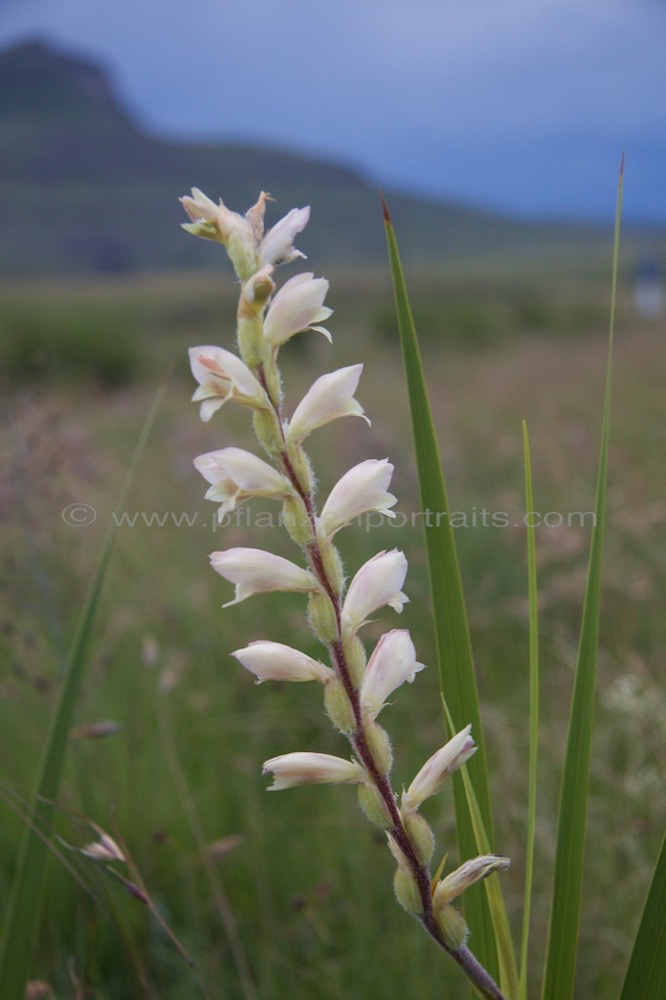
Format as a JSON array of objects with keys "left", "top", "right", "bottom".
[{"left": 0, "top": 38, "right": 656, "bottom": 277}]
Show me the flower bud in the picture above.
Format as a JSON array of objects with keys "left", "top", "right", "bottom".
[
  {"left": 393, "top": 866, "right": 423, "bottom": 915},
  {"left": 432, "top": 855, "right": 511, "bottom": 907},
  {"left": 435, "top": 905, "right": 468, "bottom": 951},
  {"left": 357, "top": 782, "right": 394, "bottom": 829},
  {"left": 281, "top": 495, "right": 312, "bottom": 547},
  {"left": 262, "top": 752, "right": 364, "bottom": 791},
  {"left": 232, "top": 641, "right": 334, "bottom": 684},
  {"left": 402, "top": 810, "right": 435, "bottom": 866},
  {"left": 364, "top": 720, "right": 393, "bottom": 776},
  {"left": 324, "top": 678, "right": 356, "bottom": 733},
  {"left": 402, "top": 725, "right": 477, "bottom": 813},
  {"left": 307, "top": 591, "right": 338, "bottom": 642},
  {"left": 342, "top": 635, "right": 367, "bottom": 686}
]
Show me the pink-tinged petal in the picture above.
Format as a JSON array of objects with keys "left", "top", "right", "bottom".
[
  {"left": 194, "top": 448, "right": 291, "bottom": 517},
  {"left": 232, "top": 641, "right": 334, "bottom": 684},
  {"left": 189, "top": 346, "right": 266, "bottom": 421},
  {"left": 264, "top": 273, "right": 333, "bottom": 347},
  {"left": 360, "top": 630, "right": 426, "bottom": 719},
  {"left": 262, "top": 752, "right": 365, "bottom": 790},
  {"left": 402, "top": 726, "right": 477, "bottom": 813},
  {"left": 259, "top": 206, "right": 310, "bottom": 266},
  {"left": 320, "top": 459, "right": 397, "bottom": 537},
  {"left": 342, "top": 550, "right": 409, "bottom": 633},
  {"left": 285, "top": 364, "right": 369, "bottom": 443},
  {"left": 210, "top": 547, "right": 317, "bottom": 606}
]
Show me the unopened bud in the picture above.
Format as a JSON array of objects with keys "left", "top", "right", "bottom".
[
  {"left": 307, "top": 591, "right": 338, "bottom": 642},
  {"left": 402, "top": 809, "right": 435, "bottom": 866},
  {"left": 357, "top": 782, "right": 394, "bottom": 829},
  {"left": 282, "top": 495, "right": 312, "bottom": 547},
  {"left": 364, "top": 720, "right": 393, "bottom": 776},
  {"left": 435, "top": 904, "right": 468, "bottom": 951},
  {"left": 342, "top": 634, "right": 367, "bottom": 686},
  {"left": 324, "top": 677, "right": 355, "bottom": 733},
  {"left": 393, "top": 866, "right": 423, "bottom": 915}
]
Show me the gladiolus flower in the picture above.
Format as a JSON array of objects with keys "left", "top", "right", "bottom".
[
  {"left": 433, "top": 856, "right": 511, "bottom": 908},
  {"left": 210, "top": 547, "right": 318, "bottom": 607},
  {"left": 232, "top": 640, "right": 334, "bottom": 684},
  {"left": 341, "top": 549, "right": 409, "bottom": 632},
  {"left": 262, "top": 752, "right": 365, "bottom": 790},
  {"left": 194, "top": 447, "right": 292, "bottom": 519},
  {"left": 264, "top": 273, "right": 333, "bottom": 347},
  {"left": 402, "top": 725, "right": 477, "bottom": 813},
  {"left": 360, "top": 630, "right": 426, "bottom": 719},
  {"left": 320, "top": 459, "right": 397, "bottom": 537},
  {"left": 189, "top": 346, "right": 267, "bottom": 422},
  {"left": 285, "top": 364, "right": 369, "bottom": 443}
]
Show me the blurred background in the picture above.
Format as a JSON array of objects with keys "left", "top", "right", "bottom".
[{"left": 1, "top": 3, "right": 665, "bottom": 998}]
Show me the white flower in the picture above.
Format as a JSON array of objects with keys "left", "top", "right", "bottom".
[
  {"left": 232, "top": 641, "right": 334, "bottom": 684},
  {"left": 264, "top": 273, "right": 333, "bottom": 347},
  {"left": 189, "top": 346, "right": 267, "bottom": 422},
  {"left": 285, "top": 364, "right": 369, "bottom": 443},
  {"left": 341, "top": 550, "right": 409, "bottom": 633},
  {"left": 259, "top": 206, "right": 310, "bottom": 267},
  {"left": 262, "top": 752, "right": 365, "bottom": 791},
  {"left": 433, "top": 856, "right": 511, "bottom": 908},
  {"left": 193, "top": 447, "right": 292, "bottom": 519},
  {"left": 210, "top": 547, "right": 318, "bottom": 607},
  {"left": 360, "top": 630, "right": 426, "bottom": 719},
  {"left": 320, "top": 459, "right": 397, "bottom": 537},
  {"left": 401, "top": 725, "right": 477, "bottom": 813}
]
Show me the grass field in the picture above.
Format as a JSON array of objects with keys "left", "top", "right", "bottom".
[{"left": 1, "top": 264, "right": 664, "bottom": 998}]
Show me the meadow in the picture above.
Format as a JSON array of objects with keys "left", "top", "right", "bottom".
[{"left": 1, "top": 260, "right": 664, "bottom": 999}]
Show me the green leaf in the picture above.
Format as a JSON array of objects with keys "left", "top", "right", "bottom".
[
  {"left": 0, "top": 383, "right": 166, "bottom": 1000},
  {"left": 383, "top": 199, "right": 510, "bottom": 988},
  {"left": 518, "top": 422, "right": 540, "bottom": 1000},
  {"left": 618, "top": 829, "right": 666, "bottom": 999},
  {"left": 541, "top": 159, "right": 624, "bottom": 1000}
]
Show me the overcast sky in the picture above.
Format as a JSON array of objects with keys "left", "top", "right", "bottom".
[{"left": 2, "top": 0, "right": 665, "bottom": 222}]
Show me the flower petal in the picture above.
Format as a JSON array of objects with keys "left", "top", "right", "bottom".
[
  {"left": 342, "top": 549, "right": 409, "bottom": 633},
  {"left": 402, "top": 726, "right": 477, "bottom": 813},
  {"left": 210, "top": 547, "right": 317, "bottom": 606},
  {"left": 360, "top": 630, "right": 426, "bottom": 719},
  {"left": 320, "top": 459, "right": 397, "bottom": 537},
  {"left": 232, "top": 641, "right": 334, "bottom": 684},
  {"left": 264, "top": 273, "right": 333, "bottom": 347},
  {"left": 262, "top": 752, "right": 365, "bottom": 790},
  {"left": 189, "top": 346, "right": 266, "bottom": 421},
  {"left": 285, "top": 364, "right": 369, "bottom": 443},
  {"left": 194, "top": 447, "right": 292, "bottom": 517},
  {"left": 259, "top": 206, "right": 310, "bottom": 266}
]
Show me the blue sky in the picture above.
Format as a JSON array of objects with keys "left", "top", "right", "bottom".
[{"left": 1, "top": 0, "right": 665, "bottom": 222}]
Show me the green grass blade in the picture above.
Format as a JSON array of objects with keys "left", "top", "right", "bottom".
[
  {"left": 0, "top": 382, "right": 166, "bottom": 1000},
  {"left": 618, "top": 828, "right": 666, "bottom": 999},
  {"left": 383, "top": 199, "right": 508, "bottom": 985},
  {"left": 541, "top": 160, "right": 624, "bottom": 1000},
  {"left": 518, "top": 422, "right": 539, "bottom": 1000}
]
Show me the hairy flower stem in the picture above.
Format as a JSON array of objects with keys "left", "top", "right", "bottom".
[{"left": 254, "top": 361, "right": 506, "bottom": 1000}]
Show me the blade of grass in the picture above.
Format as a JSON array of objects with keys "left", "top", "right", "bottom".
[
  {"left": 382, "top": 197, "right": 505, "bottom": 984},
  {"left": 518, "top": 422, "right": 539, "bottom": 1000},
  {"left": 0, "top": 381, "right": 167, "bottom": 1000},
  {"left": 540, "top": 158, "right": 624, "bottom": 1000},
  {"left": 618, "top": 828, "right": 666, "bottom": 999},
  {"left": 441, "top": 699, "right": 519, "bottom": 999}
]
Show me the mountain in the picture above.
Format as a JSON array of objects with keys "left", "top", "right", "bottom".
[{"left": 0, "top": 38, "right": 653, "bottom": 278}]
